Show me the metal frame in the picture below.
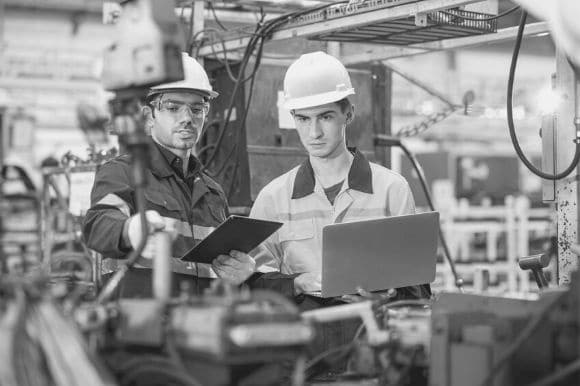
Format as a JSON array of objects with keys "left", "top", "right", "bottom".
[
  {"left": 555, "top": 50, "right": 578, "bottom": 285},
  {"left": 342, "top": 21, "right": 548, "bottom": 64},
  {"left": 198, "top": 0, "right": 573, "bottom": 284},
  {"left": 40, "top": 165, "right": 97, "bottom": 275},
  {"left": 197, "top": 0, "right": 483, "bottom": 58}
]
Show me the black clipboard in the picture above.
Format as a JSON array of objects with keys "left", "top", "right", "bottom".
[{"left": 180, "top": 215, "right": 283, "bottom": 264}]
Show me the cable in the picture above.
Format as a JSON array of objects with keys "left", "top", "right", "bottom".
[
  {"left": 225, "top": 62, "right": 258, "bottom": 196},
  {"left": 304, "top": 341, "right": 355, "bottom": 378},
  {"left": 186, "top": 1, "right": 195, "bottom": 54},
  {"left": 479, "top": 291, "right": 566, "bottom": 386},
  {"left": 440, "top": 5, "right": 520, "bottom": 21},
  {"left": 527, "top": 357, "right": 580, "bottom": 386},
  {"left": 202, "top": 1, "right": 349, "bottom": 172},
  {"left": 397, "top": 140, "right": 464, "bottom": 291},
  {"left": 507, "top": 11, "right": 580, "bottom": 180},
  {"left": 198, "top": 1, "right": 353, "bottom": 195},
  {"left": 201, "top": 17, "right": 266, "bottom": 168},
  {"left": 208, "top": 1, "right": 228, "bottom": 31}
]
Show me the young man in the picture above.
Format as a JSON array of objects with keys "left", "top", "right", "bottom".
[
  {"left": 250, "top": 51, "right": 430, "bottom": 300},
  {"left": 83, "top": 53, "right": 294, "bottom": 298}
]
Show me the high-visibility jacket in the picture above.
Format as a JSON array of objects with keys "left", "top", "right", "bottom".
[
  {"left": 82, "top": 139, "right": 295, "bottom": 294},
  {"left": 250, "top": 150, "right": 430, "bottom": 297},
  {"left": 83, "top": 140, "right": 229, "bottom": 277}
]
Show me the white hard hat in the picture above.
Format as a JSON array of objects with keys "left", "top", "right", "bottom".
[
  {"left": 514, "top": 0, "right": 580, "bottom": 69},
  {"left": 283, "top": 51, "right": 355, "bottom": 110},
  {"left": 148, "top": 52, "right": 218, "bottom": 100}
]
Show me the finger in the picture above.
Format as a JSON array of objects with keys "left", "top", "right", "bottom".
[
  {"left": 163, "top": 218, "right": 178, "bottom": 233},
  {"left": 218, "top": 255, "right": 244, "bottom": 269},
  {"left": 215, "top": 254, "right": 233, "bottom": 265},
  {"left": 212, "top": 263, "right": 224, "bottom": 274},
  {"left": 229, "top": 251, "right": 255, "bottom": 268},
  {"left": 145, "top": 210, "right": 166, "bottom": 231},
  {"left": 213, "top": 266, "right": 232, "bottom": 280},
  {"left": 141, "top": 243, "right": 156, "bottom": 259},
  {"left": 229, "top": 250, "right": 249, "bottom": 260}
]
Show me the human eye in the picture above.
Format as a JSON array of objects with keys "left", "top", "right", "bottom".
[
  {"left": 295, "top": 116, "right": 309, "bottom": 123},
  {"left": 163, "top": 102, "right": 181, "bottom": 113},
  {"left": 321, "top": 114, "right": 333, "bottom": 121}
]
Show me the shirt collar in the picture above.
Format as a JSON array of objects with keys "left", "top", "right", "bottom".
[
  {"left": 291, "top": 148, "right": 373, "bottom": 199},
  {"left": 150, "top": 139, "right": 200, "bottom": 178}
]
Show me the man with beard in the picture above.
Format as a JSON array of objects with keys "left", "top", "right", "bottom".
[{"left": 83, "top": 53, "right": 294, "bottom": 298}]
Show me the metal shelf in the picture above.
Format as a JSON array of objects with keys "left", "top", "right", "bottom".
[
  {"left": 340, "top": 21, "right": 548, "bottom": 64},
  {"left": 197, "top": 0, "right": 484, "bottom": 57},
  {"left": 311, "top": 9, "right": 496, "bottom": 45}
]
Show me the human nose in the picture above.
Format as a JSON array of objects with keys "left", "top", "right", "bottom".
[
  {"left": 177, "top": 105, "right": 194, "bottom": 124},
  {"left": 309, "top": 119, "right": 323, "bottom": 139}
]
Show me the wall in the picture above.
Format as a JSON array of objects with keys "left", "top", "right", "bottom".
[{"left": 1, "top": 8, "right": 114, "bottom": 165}]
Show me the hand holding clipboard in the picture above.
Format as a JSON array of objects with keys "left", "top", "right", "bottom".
[{"left": 180, "top": 216, "right": 282, "bottom": 264}]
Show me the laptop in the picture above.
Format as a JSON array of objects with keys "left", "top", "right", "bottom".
[{"left": 311, "top": 212, "right": 439, "bottom": 298}]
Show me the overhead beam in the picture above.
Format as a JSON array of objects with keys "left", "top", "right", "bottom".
[
  {"left": 341, "top": 21, "right": 550, "bottom": 64},
  {"left": 197, "top": 0, "right": 484, "bottom": 57}
]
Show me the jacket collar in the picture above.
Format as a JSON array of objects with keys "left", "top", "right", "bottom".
[
  {"left": 149, "top": 138, "right": 200, "bottom": 178},
  {"left": 291, "top": 148, "right": 373, "bottom": 199}
]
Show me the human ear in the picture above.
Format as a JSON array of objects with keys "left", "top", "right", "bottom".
[
  {"left": 142, "top": 105, "right": 154, "bottom": 134},
  {"left": 346, "top": 105, "right": 355, "bottom": 124}
]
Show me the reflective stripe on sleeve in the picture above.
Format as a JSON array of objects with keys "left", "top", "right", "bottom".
[
  {"left": 192, "top": 224, "right": 216, "bottom": 239},
  {"left": 96, "top": 193, "right": 131, "bottom": 217}
]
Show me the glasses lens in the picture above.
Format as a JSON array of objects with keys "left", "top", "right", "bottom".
[{"left": 159, "top": 101, "right": 206, "bottom": 118}]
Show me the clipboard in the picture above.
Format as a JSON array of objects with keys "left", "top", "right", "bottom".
[{"left": 180, "top": 215, "right": 283, "bottom": 264}]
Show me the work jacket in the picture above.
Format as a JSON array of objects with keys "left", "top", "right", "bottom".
[
  {"left": 250, "top": 149, "right": 431, "bottom": 299},
  {"left": 83, "top": 139, "right": 294, "bottom": 294}
]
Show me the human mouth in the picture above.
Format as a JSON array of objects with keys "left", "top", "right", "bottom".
[{"left": 177, "top": 127, "right": 197, "bottom": 137}]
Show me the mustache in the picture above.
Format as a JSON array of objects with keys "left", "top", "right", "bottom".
[{"left": 178, "top": 124, "right": 196, "bottom": 131}]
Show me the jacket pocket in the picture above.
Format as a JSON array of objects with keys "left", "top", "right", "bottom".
[
  {"left": 144, "top": 189, "right": 181, "bottom": 212},
  {"left": 206, "top": 194, "right": 227, "bottom": 223}
]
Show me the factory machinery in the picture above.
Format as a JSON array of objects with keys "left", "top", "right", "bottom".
[
  {"left": 2, "top": 254, "right": 580, "bottom": 386},
  {"left": 2, "top": 0, "right": 580, "bottom": 385}
]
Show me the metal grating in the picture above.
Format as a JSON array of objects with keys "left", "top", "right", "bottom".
[
  {"left": 283, "top": 2, "right": 498, "bottom": 45},
  {"left": 285, "top": 0, "right": 418, "bottom": 27}
]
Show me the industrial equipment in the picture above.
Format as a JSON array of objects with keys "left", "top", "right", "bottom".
[
  {"left": 73, "top": 282, "right": 314, "bottom": 386},
  {"left": 430, "top": 282, "right": 579, "bottom": 386},
  {"left": 98, "top": 0, "right": 185, "bottom": 303}
]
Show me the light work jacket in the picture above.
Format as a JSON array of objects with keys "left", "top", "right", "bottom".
[{"left": 250, "top": 150, "right": 429, "bottom": 296}]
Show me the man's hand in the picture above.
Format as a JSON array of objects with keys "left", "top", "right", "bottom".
[
  {"left": 212, "top": 250, "right": 256, "bottom": 285},
  {"left": 293, "top": 272, "right": 322, "bottom": 295},
  {"left": 125, "top": 210, "right": 176, "bottom": 259}
]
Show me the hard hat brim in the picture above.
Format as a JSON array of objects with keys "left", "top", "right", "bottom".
[
  {"left": 148, "top": 87, "right": 219, "bottom": 100},
  {"left": 283, "top": 89, "right": 354, "bottom": 110}
]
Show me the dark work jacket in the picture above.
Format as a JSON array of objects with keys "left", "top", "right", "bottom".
[{"left": 82, "top": 139, "right": 295, "bottom": 297}]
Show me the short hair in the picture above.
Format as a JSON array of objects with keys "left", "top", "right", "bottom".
[{"left": 335, "top": 98, "right": 351, "bottom": 113}]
